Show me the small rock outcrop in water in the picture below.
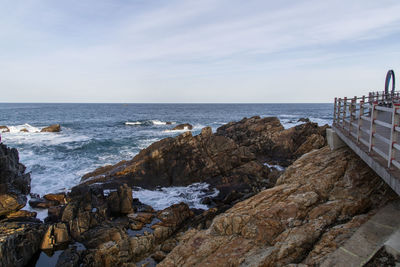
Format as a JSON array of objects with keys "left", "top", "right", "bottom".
[
  {"left": 40, "top": 124, "right": 61, "bottom": 132},
  {"left": 0, "top": 126, "right": 9, "bottom": 133},
  {"left": 0, "top": 143, "right": 31, "bottom": 216},
  {"left": 159, "top": 146, "right": 397, "bottom": 266},
  {"left": 171, "top": 123, "right": 193, "bottom": 130}
]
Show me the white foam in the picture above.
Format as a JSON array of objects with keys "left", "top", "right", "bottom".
[
  {"left": 263, "top": 163, "right": 285, "bottom": 172},
  {"left": 125, "top": 120, "right": 175, "bottom": 126},
  {"left": 125, "top": 121, "right": 142, "bottom": 125},
  {"left": 133, "top": 182, "right": 219, "bottom": 210},
  {"left": 6, "top": 123, "right": 42, "bottom": 133}
]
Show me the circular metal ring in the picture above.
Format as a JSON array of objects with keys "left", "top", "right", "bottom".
[{"left": 385, "top": 69, "right": 395, "bottom": 96}]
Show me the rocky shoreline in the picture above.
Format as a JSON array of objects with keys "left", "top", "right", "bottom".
[{"left": 0, "top": 116, "right": 396, "bottom": 266}]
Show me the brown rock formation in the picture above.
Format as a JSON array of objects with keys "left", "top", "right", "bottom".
[
  {"left": 0, "top": 144, "right": 31, "bottom": 217},
  {"left": 41, "top": 124, "right": 61, "bottom": 132},
  {"left": 216, "top": 116, "right": 327, "bottom": 165},
  {"left": 159, "top": 146, "right": 397, "bottom": 267},
  {"left": 81, "top": 127, "right": 271, "bottom": 198},
  {"left": 80, "top": 117, "right": 326, "bottom": 201}
]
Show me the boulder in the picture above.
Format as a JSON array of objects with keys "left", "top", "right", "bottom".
[
  {"left": 29, "top": 197, "right": 59, "bottom": 209},
  {"left": 297, "top": 117, "right": 310, "bottom": 123},
  {"left": 0, "top": 126, "right": 9, "bottom": 133},
  {"left": 159, "top": 146, "right": 397, "bottom": 267},
  {"left": 107, "top": 184, "right": 134, "bottom": 215},
  {"left": 20, "top": 128, "right": 28, "bottom": 133},
  {"left": 41, "top": 124, "right": 61, "bottom": 132},
  {"left": 0, "top": 143, "right": 31, "bottom": 216},
  {"left": 0, "top": 219, "right": 46, "bottom": 267},
  {"left": 41, "top": 223, "right": 71, "bottom": 250},
  {"left": 171, "top": 123, "right": 193, "bottom": 130}
]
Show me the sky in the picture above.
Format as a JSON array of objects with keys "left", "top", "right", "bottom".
[{"left": 1, "top": 0, "right": 400, "bottom": 103}]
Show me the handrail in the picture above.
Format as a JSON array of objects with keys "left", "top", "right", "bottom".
[{"left": 333, "top": 70, "right": 400, "bottom": 171}]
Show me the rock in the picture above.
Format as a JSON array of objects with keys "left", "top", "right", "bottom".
[
  {"left": 297, "top": 117, "right": 310, "bottom": 123},
  {"left": 0, "top": 143, "right": 31, "bottom": 216},
  {"left": 6, "top": 210, "right": 37, "bottom": 220},
  {"left": 20, "top": 128, "right": 28, "bottom": 132},
  {"left": 46, "top": 205, "right": 64, "bottom": 223},
  {"left": 159, "top": 146, "right": 396, "bottom": 267},
  {"left": 0, "top": 219, "right": 46, "bottom": 267},
  {"left": 166, "top": 122, "right": 172, "bottom": 125},
  {"left": 107, "top": 184, "right": 134, "bottom": 215},
  {"left": 0, "top": 126, "right": 9, "bottom": 133},
  {"left": 41, "top": 124, "right": 61, "bottom": 132},
  {"left": 216, "top": 116, "right": 326, "bottom": 165},
  {"left": 152, "top": 250, "right": 167, "bottom": 262},
  {"left": 56, "top": 246, "right": 81, "bottom": 267},
  {"left": 171, "top": 123, "right": 193, "bottom": 130},
  {"left": 44, "top": 193, "right": 68, "bottom": 204},
  {"left": 29, "top": 197, "right": 59, "bottom": 209},
  {"left": 80, "top": 126, "right": 271, "bottom": 200},
  {"left": 41, "top": 223, "right": 71, "bottom": 250}
]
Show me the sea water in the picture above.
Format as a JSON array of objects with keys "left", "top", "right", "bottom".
[{"left": 0, "top": 103, "right": 332, "bottom": 210}]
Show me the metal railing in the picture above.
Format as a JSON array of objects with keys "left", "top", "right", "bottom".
[{"left": 333, "top": 85, "right": 400, "bottom": 170}]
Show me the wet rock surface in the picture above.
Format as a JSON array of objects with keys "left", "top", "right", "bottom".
[{"left": 159, "top": 146, "right": 397, "bottom": 267}]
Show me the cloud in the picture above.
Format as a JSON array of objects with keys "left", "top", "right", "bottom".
[{"left": 0, "top": 0, "right": 399, "bottom": 102}]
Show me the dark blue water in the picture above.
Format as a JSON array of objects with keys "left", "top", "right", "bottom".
[{"left": 0, "top": 103, "right": 332, "bottom": 198}]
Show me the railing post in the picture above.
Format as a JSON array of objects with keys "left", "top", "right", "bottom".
[
  {"left": 357, "top": 100, "right": 364, "bottom": 143},
  {"left": 343, "top": 97, "right": 347, "bottom": 130},
  {"left": 388, "top": 105, "right": 400, "bottom": 167},
  {"left": 349, "top": 97, "right": 355, "bottom": 135},
  {"left": 337, "top": 98, "right": 342, "bottom": 125},
  {"left": 369, "top": 104, "right": 377, "bottom": 152},
  {"left": 333, "top": 97, "right": 337, "bottom": 124}
]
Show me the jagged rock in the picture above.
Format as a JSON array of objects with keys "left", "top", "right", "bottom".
[
  {"left": 6, "top": 210, "right": 37, "bottom": 220},
  {"left": 216, "top": 116, "right": 327, "bottom": 165},
  {"left": 159, "top": 146, "right": 396, "bottom": 267},
  {"left": 0, "top": 143, "right": 30, "bottom": 216},
  {"left": 152, "top": 250, "right": 167, "bottom": 262},
  {"left": 56, "top": 246, "right": 81, "bottom": 267},
  {"left": 0, "top": 126, "right": 9, "bottom": 133},
  {"left": 171, "top": 123, "right": 193, "bottom": 130},
  {"left": 41, "top": 124, "right": 61, "bottom": 132},
  {"left": 41, "top": 223, "right": 71, "bottom": 250},
  {"left": 20, "top": 128, "right": 28, "bottom": 132},
  {"left": 44, "top": 193, "right": 68, "bottom": 204},
  {"left": 0, "top": 219, "right": 46, "bottom": 267},
  {"left": 80, "top": 126, "right": 271, "bottom": 200},
  {"left": 107, "top": 184, "right": 133, "bottom": 215},
  {"left": 29, "top": 197, "right": 59, "bottom": 209}
]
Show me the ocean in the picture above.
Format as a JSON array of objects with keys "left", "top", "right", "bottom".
[{"left": 0, "top": 103, "right": 332, "bottom": 211}]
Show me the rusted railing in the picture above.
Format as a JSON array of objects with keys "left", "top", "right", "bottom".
[{"left": 333, "top": 70, "right": 400, "bottom": 170}]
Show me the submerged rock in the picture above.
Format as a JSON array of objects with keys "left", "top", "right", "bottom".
[
  {"left": 0, "top": 126, "right": 9, "bottom": 133},
  {"left": 171, "top": 123, "right": 193, "bottom": 130},
  {"left": 159, "top": 146, "right": 397, "bottom": 266},
  {"left": 41, "top": 124, "right": 61, "bottom": 132},
  {"left": 0, "top": 143, "right": 31, "bottom": 217}
]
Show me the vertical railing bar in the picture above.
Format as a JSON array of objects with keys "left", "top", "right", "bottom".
[
  {"left": 388, "top": 105, "right": 400, "bottom": 168},
  {"left": 357, "top": 100, "right": 364, "bottom": 143},
  {"left": 343, "top": 97, "right": 347, "bottom": 130},
  {"left": 333, "top": 97, "right": 337, "bottom": 124},
  {"left": 369, "top": 103, "right": 377, "bottom": 152}
]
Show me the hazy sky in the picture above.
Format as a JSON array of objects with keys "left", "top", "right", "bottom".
[{"left": 1, "top": 0, "right": 400, "bottom": 103}]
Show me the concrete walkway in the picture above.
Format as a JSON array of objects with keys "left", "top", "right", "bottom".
[{"left": 321, "top": 200, "right": 400, "bottom": 267}]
